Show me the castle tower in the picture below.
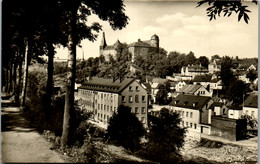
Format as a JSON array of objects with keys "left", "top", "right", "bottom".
[
  {"left": 100, "top": 32, "right": 107, "bottom": 56},
  {"left": 150, "top": 34, "right": 159, "bottom": 53}
]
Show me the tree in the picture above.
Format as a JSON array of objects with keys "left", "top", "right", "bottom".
[
  {"left": 220, "top": 56, "right": 235, "bottom": 89},
  {"left": 146, "top": 108, "right": 186, "bottom": 163},
  {"left": 184, "top": 51, "right": 197, "bottom": 66},
  {"left": 197, "top": 0, "right": 258, "bottom": 24},
  {"left": 227, "top": 80, "right": 246, "bottom": 106},
  {"left": 246, "top": 69, "right": 257, "bottom": 84},
  {"left": 155, "top": 83, "right": 169, "bottom": 105},
  {"left": 241, "top": 114, "right": 258, "bottom": 129},
  {"left": 198, "top": 56, "right": 209, "bottom": 68},
  {"left": 107, "top": 105, "right": 146, "bottom": 152},
  {"left": 61, "top": 0, "right": 128, "bottom": 147}
]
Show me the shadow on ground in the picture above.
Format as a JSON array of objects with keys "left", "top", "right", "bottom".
[{"left": 2, "top": 106, "right": 35, "bottom": 133}]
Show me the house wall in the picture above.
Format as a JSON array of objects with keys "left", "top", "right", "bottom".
[
  {"left": 169, "top": 106, "right": 201, "bottom": 133},
  {"left": 211, "top": 116, "right": 247, "bottom": 141},
  {"left": 121, "top": 81, "right": 148, "bottom": 126},
  {"left": 129, "top": 46, "right": 150, "bottom": 62},
  {"left": 194, "top": 87, "right": 211, "bottom": 97},
  {"left": 176, "top": 82, "right": 186, "bottom": 92},
  {"left": 200, "top": 100, "right": 213, "bottom": 125},
  {"left": 243, "top": 107, "right": 258, "bottom": 119},
  {"left": 228, "top": 109, "right": 243, "bottom": 119},
  {"left": 101, "top": 49, "right": 117, "bottom": 61}
]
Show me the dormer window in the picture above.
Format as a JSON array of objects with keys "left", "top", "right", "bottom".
[
  {"left": 129, "top": 86, "right": 133, "bottom": 92},
  {"left": 184, "top": 101, "right": 188, "bottom": 105},
  {"left": 175, "top": 100, "right": 179, "bottom": 104},
  {"left": 193, "top": 102, "right": 198, "bottom": 107}
]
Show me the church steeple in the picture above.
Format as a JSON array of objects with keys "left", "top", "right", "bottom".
[{"left": 100, "top": 32, "right": 107, "bottom": 49}]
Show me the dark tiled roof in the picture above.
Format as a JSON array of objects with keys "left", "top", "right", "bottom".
[
  {"left": 169, "top": 94, "right": 211, "bottom": 110},
  {"left": 183, "top": 65, "right": 208, "bottom": 72},
  {"left": 128, "top": 40, "right": 153, "bottom": 48},
  {"left": 78, "top": 77, "right": 135, "bottom": 93},
  {"left": 244, "top": 95, "right": 258, "bottom": 108},
  {"left": 228, "top": 106, "right": 243, "bottom": 110},
  {"left": 178, "top": 84, "right": 202, "bottom": 94},
  {"left": 211, "top": 102, "right": 224, "bottom": 108},
  {"left": 193, "top": 74, "right": 212, "bottom": 82}
]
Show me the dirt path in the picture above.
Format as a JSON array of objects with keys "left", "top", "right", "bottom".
[{"left": 1, "top": 98, "right": 67, "bottom": 163}]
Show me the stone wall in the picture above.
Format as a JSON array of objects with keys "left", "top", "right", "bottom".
[{"left": 211, "top": 116, "right": 247, "bottom": 141}]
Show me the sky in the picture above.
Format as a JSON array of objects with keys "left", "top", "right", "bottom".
[{"left": 54, "top": 1, "right": 258, "bottom": 60}]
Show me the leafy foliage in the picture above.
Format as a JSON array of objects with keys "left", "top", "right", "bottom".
[
  {"left": 107, "top": 105, "right": 146, "bottom": 152},
  {"left": 220, "top": 56, "right": 235, "bottom": 88},
  {"left": 144, "top": 108, "right": 186, "bottom": 163},
  {"left": 197, "top": 0, "right": 257, "bottom": 23},
  {"left": 241, "top": 114, "right": 258, "bottom": 129},
  {"left": 227, "top": 80, "right": 246, "bottom": 106},
  {"left": 246, "top": 69, "right": 257, "bottom": 83},
  {"left": 155, "top": 81, "right": 171, "bottom": 105}
]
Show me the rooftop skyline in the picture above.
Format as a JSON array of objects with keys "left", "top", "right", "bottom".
[{"left": 55, "top": 1, "right": 258, "bottom": 60}]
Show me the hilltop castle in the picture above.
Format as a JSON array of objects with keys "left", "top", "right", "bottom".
[{"left": 100, "top": 32, "right": 159, "bottom": 62}]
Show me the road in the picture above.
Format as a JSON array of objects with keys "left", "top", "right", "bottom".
[{"left": 1, "top": 96, "right": 67, "bottom": 163}]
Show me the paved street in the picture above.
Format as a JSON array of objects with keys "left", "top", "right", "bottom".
[{"left": 1, "top": 95, "right": 66, "bottom": 163}]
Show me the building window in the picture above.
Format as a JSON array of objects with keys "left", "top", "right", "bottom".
[
  {"left": 190, "top": 123, "right": 193, "bottom": 128},
  {"left": 251, "top": 111, "right": 255, "bottom": 117},
  {"left": 181, "top": 121, "right": 184, "bottom": 127},
  {"left": 194, "top": 123, "right": 197, "bottom": 129},
  {"left": 186, "top": 112, "right": 188, "bottom": 117},
  {"left": 141, "top": 107, "right": 145, "bottom": 114},
  {"left": 186, "top": 122, "right": 188, "bottom": 127},
  {"left": 136, "top": 86, "right": 139, "bottom": 91},
  {"left": 135, "top": 107, "right": 139, "bottom": 114},
  {"left": 98, "top": 104, "right": 100, "bottom": 110},
  {"left": 114, "top": 107, "right": 116, "bottom": 111},
  {"left": 135, "top": 95, "right": 139, "bottom": 103},
  {"left": 246, "top": 110, "right": 249, "bottom": 115},
  {"left": 111, "top": 95, "right": 113, "bottom": 102},
  {"left": 104, "top": 105, "right": 106, "bottom": 111},
  {"left": 190, "top": 112, "right": 193, "bottom": 118},
  {"left": 107, "top": 105, "right": 109, "bottom": 112},
  {"left": 122, "top": 96, "right": 126, "bottom": 103},
  {"left": 182, "top": 111, "right": 184, "bottom": 117},
  {"left": 129, "top": 96, "right": 133, "bottom": 103},
  {"left": 101, "top": 104, "right": 103, "bottom": 110},
  {"left": 129, "top": 86, "right": 133, "bottom": 92},
  {"left": 142, "top": 96, "right": 146, "bottom": 103},
  {"left": 101, "top": 94, "right": 103, "bottom": 99},
  {"left": 141, "top": 117, "right": 145, "bottom": 123}
]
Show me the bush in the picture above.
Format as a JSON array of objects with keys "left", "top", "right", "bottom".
[
  {"left": 140, "top": 108, "right": 186, "bottom": 163},
  {"left": 107, "top": 105, "right": 146, "bottom": 152}
]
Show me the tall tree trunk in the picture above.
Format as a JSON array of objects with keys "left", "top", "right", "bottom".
[
  {"left": 20, "top": 39, "right": 29, "bottom": 107},
  {"left": 17, "top": 59, "right": 23, "bottom": 105},
  {"left": 7, "top": 64, "right": 13, "bottom": 94},
  {"left": 61, "top": 10, "right": 77, "bottom": 148},
  {"left": 45, "top": 42, "right": 54, "bottom": 114},
  {"left": 13, "top": 62, "right": 18, "bottom": 104},
  {"left": 5, "top": 68, "right": 9, "bottom": 93}
]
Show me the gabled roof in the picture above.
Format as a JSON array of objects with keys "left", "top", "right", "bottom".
[
  {"left": 152, "top": 78, "right": 167, "bottom": 84},
  {"left": 169, "top": 94, "right": 211, "bottom": 110},
  {"left": 244, "top": 94, "right": 258, "bottom": 108},
  {"left": 193, "top": 74, "right": 212, "bottom": 82},
  {"left": 128, "top": 40, "right": 153, "bottom": 48},
  {"left": 178, "top": 84, "right": 204, "bottom": 94},
  {"left": 183, "top": 65, "right": 208, "bottom": 72},
  {"left": 79, "top": 77, "right": 136, "bottom": 93}
]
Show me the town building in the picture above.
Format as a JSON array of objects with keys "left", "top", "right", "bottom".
[
  {"left": 243, "top": 94, "right": 258, "bottom": 119},
  {"left": 78, "top": 77, "right": 148, "bottom": 127},
  {"left": 208, "top": 59, "right": 221, "bottom": 74},
  {"left": 169, "top": 94, "right": 213, "bottom": 134},
  {"left": 181, "top": 64, "right": 209, "bottom": 78},
  {"left": 176, "top": 84, "right": 211, "bottom": 97}
]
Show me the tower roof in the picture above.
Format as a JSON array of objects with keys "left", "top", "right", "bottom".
[{"left": 100, "top": 32, "right": 107, "bottom": 47}]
